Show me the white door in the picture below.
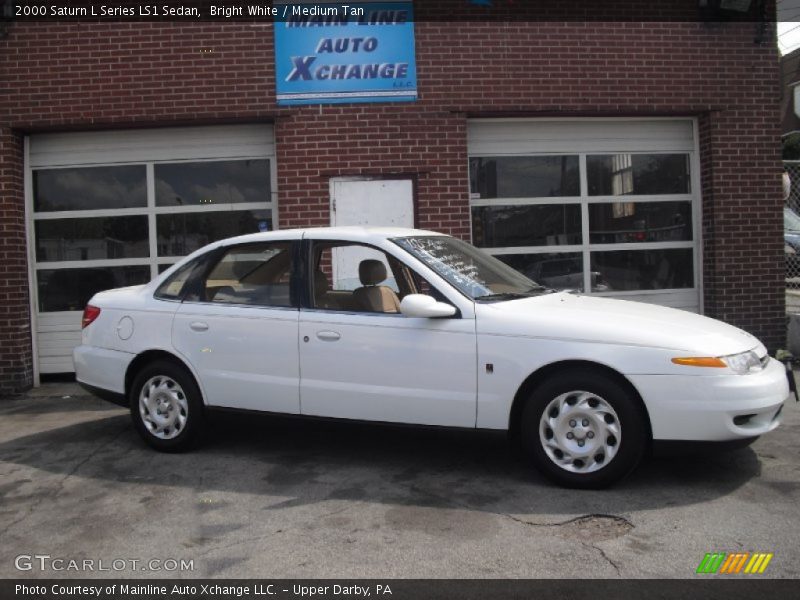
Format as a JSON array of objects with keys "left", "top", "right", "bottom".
[
  {"left": 173, "top": 303, "right": 299, "bottom": 412},
  {"left": 299, "top": 238, "right": 477, "bottom": 428},
  {"left": 298, "top": 308, "right": 477, "bottom": 427},
  {"left": 171, "top": 241, "right": 300, "bottom": 413},
  {"left": 331, "top": 178, "right": 414, "bottom": 229},
  {"left": 300, "top": 184, "right": 476, "bottom": 427},
  {"left": 330, "top": 178, "right": 414, "bottom": 287}
]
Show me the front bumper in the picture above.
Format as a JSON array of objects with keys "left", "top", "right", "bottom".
[{"left": 629, "top": 357, "right": 788, "bottom": 441}]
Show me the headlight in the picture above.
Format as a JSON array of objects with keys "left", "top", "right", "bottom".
[
  {"left": 786, "top": 243, "right": 797, "bottom": 256},
  {"left": 721, "top": 350, "right": 764, "bottom": 374},
  {"left": 671, "top": 350, "right": 765, "bottom": 374}
]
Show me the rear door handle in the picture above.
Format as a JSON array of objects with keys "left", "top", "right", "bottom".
[
  {"left": 316, "top": 330, "right": 341, "bottom": 342},
  {"left": 190, "top": 321, "right": 209, "bottom": 332}
]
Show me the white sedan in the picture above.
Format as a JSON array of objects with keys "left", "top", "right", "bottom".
[{"left": 74, "top": 227, "right": 788, "bottom": 488}]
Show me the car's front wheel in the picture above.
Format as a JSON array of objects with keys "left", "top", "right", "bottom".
[
  {"left": 129, "top": 360, "right": 205, "bottom": 452},
  {"left": 521, "top": 369, "right": 648, "bottom": 488}
]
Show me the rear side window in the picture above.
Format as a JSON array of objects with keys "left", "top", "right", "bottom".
[
  {"left": 201, "top": 242, "right": 294, "bottom": 307},
  {"left": 154, "top": 256, "right": 210, "bottom": 301}
]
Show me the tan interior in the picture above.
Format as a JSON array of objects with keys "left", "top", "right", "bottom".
[
  {"left": 353, "top": 259, "right": 401, "bottom": 313},
  {"left": 313, "top": 259, "right": 401, "bottom": 313}
]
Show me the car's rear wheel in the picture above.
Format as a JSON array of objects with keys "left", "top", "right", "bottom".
[
  {"left": 521, "top": 369, "right": 648, "bottom": 488},
  {"left": 129, "top": 360, "right": 205, "bottom": 452}
]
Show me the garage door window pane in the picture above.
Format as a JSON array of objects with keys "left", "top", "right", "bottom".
[
  {"left": 35, "top": 216, "right": 149, "bottom": 262},
  {"left": 36, "top": 265, "right": 151, "bottom": 312},
  {"left": 33, "top": 166, "right": 147, "bottom": 212},
  {"left": 157, "top": 210, "right": 272, "bottom": 257},
  {"left": 496, "top": 253, "right": 588, "bottom": 291},
  {"left": 587, "top": 154, "right": 690, "bottom": 196},
  {"left": 155, "top": 160, "right": 270, "bottom": 206},
  {"left": 472, "top": 204, "right": 582, "bottom": 247},
  {"left": 470, "top": 156, "right": 579, "bottom": 199},
  {"left": 590, "top": 249, "right": 693, "bottom": 291},
  {"left": 589, "top": 201, "right": 692, "bottom": 244}
]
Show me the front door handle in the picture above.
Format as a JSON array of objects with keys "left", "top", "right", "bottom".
[
  {"left": 190, "top": 321, "right": 209, "bottom": 332},
  {"left": 316, "top": 330, "right": 341, "bottom": 342}
]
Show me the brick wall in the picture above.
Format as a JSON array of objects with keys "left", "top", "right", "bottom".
[
  {"left": 0, "top": 6, "right": 785, "bottom": 390},
  {"left": 0, "top": 129, "right": 33, "bottom": 394},
  {"left": 276, "top": 107, "right": 470, "bottom": 239}
]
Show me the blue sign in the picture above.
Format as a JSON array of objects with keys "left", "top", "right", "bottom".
[{"left": 274, "top": 2, "right": 417, "bottom": 105}]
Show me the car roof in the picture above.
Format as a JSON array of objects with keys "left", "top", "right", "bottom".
[
  {"left": 213, "top": 226, "right": 448, "bottom": 248},
  {"left": 151, "top": 226, "right": 451, "bottom": 287}
]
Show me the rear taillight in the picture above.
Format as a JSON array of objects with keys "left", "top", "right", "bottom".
[{"left": 82, "top": 305, "right": 101, "bottom": 329}]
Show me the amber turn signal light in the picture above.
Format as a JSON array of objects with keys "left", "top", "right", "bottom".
[{"left": 671, "top": 357, "right": 727, "bottom": 368}]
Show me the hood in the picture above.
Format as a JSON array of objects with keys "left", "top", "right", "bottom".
[{"left": 476, "top": 292, "right": 763, "bottom": 356}]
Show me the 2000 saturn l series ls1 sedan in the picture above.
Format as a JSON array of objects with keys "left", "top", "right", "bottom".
[{"left": 74, "top": 227, "right": 788, "bottom": 488}]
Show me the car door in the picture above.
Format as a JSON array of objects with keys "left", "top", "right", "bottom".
[
  {"left": 172, "top": 240, "right": 300, "bottom": 413},
  {"left": 298, "top": 238, "right": 477, "bottom": 427}
]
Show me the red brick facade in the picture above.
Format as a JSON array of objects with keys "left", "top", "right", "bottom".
[
  {"left": 0, "top": 129, "right": 33, "bottom": 393},
  {"left": 0, "top": 7, "right": 784, "bottom": 393}
]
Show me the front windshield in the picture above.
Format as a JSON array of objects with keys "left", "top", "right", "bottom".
[
  {"left": 392, "top": 235, "right": 548, "bottom": 301},
  {"left": 786, "top": 207, "right": 800, "bottom": 232}
]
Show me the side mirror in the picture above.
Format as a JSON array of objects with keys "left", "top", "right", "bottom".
[{"left": 399, "top": 294, "right": 457, "bottom": 318}]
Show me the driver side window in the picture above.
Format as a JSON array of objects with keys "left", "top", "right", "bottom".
[{"left": 310, "top": 242, "right": 447, "bottom": 314}]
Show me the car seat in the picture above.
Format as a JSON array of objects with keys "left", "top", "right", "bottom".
[{"left": 353, "top": 259, "right": 400, "bottom": 313}]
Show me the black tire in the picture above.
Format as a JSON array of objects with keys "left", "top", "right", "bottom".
[
  {"left": 520, "top": 368, "right": 648, "bottom": 489},
  {"left": 129, "top": 359, "right": 206, "bottom": 452}
]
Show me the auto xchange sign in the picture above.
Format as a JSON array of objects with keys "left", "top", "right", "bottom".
[{"left": 274, "top": 2, "right": 417, "bottom": 104}]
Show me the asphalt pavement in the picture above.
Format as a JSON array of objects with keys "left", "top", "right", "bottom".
[{"left": 0, "top": 382, "right": 798, "bottom": 578}]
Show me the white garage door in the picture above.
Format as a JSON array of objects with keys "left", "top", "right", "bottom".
[
  {"left": 27, "top": 125, "right": 276, "bottom": 375},
  {"left": 467, "top": 118, "right": 701, "bottom": 312}
]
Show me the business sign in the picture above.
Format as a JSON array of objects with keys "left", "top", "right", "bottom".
[{"left": 274, "top": 2, "right": 417, "bottom": 105}]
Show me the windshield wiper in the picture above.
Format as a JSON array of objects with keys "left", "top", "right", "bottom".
[
  {"left": 475, "top": 286, "right": 554, "bottom": 301},
  {"left": 474, "top": 292, "right": 533, "bottom": 301}
]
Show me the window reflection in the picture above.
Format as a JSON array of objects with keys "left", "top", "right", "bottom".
[
  {"left": 157, "top": 210, "right": 272, "bottom": 257},
  {"left": 203, "top": 242, "right": 293, "bottom": 307},
  {"left": 472, "top": 204, "right": 582, "bottom": 247},
  {"left": 587, "top": 154, "right": 690, "bottom": 196},
  {"left": 590, "top": 249, "right": 693, "bottom": 291},
  {"left": 35, "top": 216, "right": 149, "bottom": 262},
  {"left": 496, "top": 253, "right": 599, "bottom": 292},
  {"left": 33, "top": 166, "right": 147, "bottom": 212},
  {"left": 36, "top": 266, "right": 151, "bottom": 312},
  {"left": 155, "top": 160, "right": 270, "bottom": 206},
  {"left": 470, "top": 156, "right": 579, "bottom": 199},
  {"left": 589, "top": 201, "right": 692, "bottom": 244}
]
